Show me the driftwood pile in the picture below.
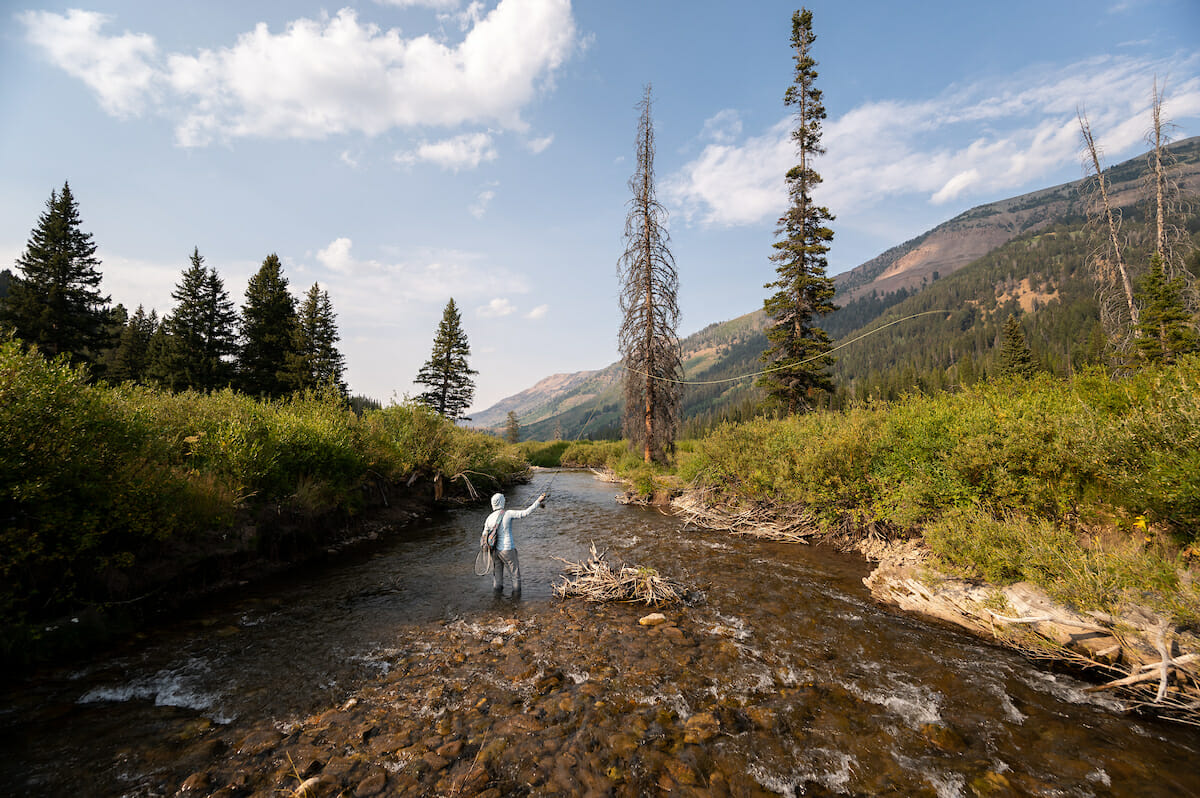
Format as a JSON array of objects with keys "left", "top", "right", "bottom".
[
  {"left": 864, "top": 554, "right": 1200, "bottom": 727},
  {"left": 672, "top": 488, "right": 818, "bottom": 543},
  {"left": 553, "top": 542, "right": 683, "bottom": 606}
]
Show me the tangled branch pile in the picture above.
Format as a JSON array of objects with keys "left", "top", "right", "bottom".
[
  {"left": 553, "top": 543, "right": 683, "bottom": 606},
  {"left": 672, "top": 488, "right": 818, "bottom": 543}
]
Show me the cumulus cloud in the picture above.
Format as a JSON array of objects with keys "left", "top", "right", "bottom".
[
  {"left": 525, "top": 303, "right": 549, "bottom": 320},
  {"left": 19, "top": 9, "right": 159, "bottom": 117},
  {"left": 22, "top": 1, "right": 578, "bottom": 148},
  {"left": 398, "top": 132, "right": 498, "bottom": 170},
  {"left": 667, "top": 54, "right": 1200, "bottom": 227},
  {"left": 477, "top": 297, "right": 516, "bottom": 317}
]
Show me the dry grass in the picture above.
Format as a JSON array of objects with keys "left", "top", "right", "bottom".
[{"left": 553, "top": 543, "right": 684, "bottom": 606}]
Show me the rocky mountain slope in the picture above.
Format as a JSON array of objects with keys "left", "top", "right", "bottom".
[{"left": 474, "top": 137, "right": 1200, "bottom": 438}]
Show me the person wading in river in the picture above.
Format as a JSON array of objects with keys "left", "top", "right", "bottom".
[{"left": 481, "top": 491, "right": 546, "bottom": 596}]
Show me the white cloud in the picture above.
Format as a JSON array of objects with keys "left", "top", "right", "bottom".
[
  {"left": 20, "top": 9, "right": 159, "bottom": 117},
  {"left": 398, "top": 132, "right": 498, "bottom": 170},
  {"left": 667, "top": 53, "right": 1200, "bottom": 226},
  {"left": 23, "top": 2, "right": 578, "bottom": 147},
  {"left": 526, "top": 134, "right": 554, "bottom": 153},
  {"left": 525, "top": 303, "right": 549, "bottom": 320},
  {"left": 700, "top": 109, "right": 743, "bottom": 144},
  {"left": 375, "top": 0, "right": 462, "bottom": 8},
  {"left": 478, "top": 297, "right": 516, "bottom": 317},
  {"left": 470, "top": 187, "right": 497, "bottom": 218},
  {"left": 311, "top": 237, "right": 527, "bottom": 318}
]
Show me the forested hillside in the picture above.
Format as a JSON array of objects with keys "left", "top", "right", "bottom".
[{"left": 475, "top": 137, "right": 1200, "bottom": 439}]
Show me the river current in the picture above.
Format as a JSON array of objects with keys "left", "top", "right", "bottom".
[{"left": 3, "top": 471, "right": 1198, "bottom": 796}]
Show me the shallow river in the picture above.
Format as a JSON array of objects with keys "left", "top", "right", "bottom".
[{"left": 3, "top": 471, "right": 1199, "bottom": 796}]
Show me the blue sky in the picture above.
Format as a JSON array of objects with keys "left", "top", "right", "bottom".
[{"left": 2, "top": 1, "right": 1198, "bottom": 412}]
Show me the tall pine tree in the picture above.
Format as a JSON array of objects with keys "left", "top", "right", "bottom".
[
  {"left": 164, "top": 247, "right": 239, "bottom": 391},
  {"left": 415, "top": 298, "right": 476, "bottom": 421},
  {"left": 285, "top": 282, "right": 348, "bottom": 396},
  {"left": 759, "top": 9, "right": 838, "bottom": 415},
  {"left": 618, "top": 84, "right": 683, "bottom": 463},
  {"left": 2, "top": 182, "right": 111, "bottom": 367},
  {"left": 238, "top": 253, "right": 298, "bottom": 398},
  {"left": 107, "top": 305, "right": 157, "bottom": 384},
  {"left": 996, "top": 314, "right": 1037, "bottom": 378},
  {"left": 1134, "top": 257, "right": 1199, "bottom": 365}
]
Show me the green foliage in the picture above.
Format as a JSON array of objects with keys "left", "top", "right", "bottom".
[
  {"left": 1134, "top": 257, "right": 1199, "bottom": 365},
  {"left": 759, "top": 8, "right": 838, "bottom": 415},
  {"left": 162, "top": 248, "right": 239, "bottom": 391},
  {"left": 415, "top": 298, "right": 477, "bottom": 420},
  {"left": 559, "top": 440, "right": 626, "bottom": 468},
  {"left": 0, "top": 341, "right": 526, "bottom": 636},
  {"left": 2, "top": 182, "right": 111, "bottom": 368},
  {"left": 996, "top": 314, "right": 1037, "bottom": 378},
  {"left": 238, "top": 253, "right": 298, "bottom": 398},
  {"left": 517, "top": 440, "right": 570, "bottom": 467},
  {"left": 687, "top": 360, "right": 1200, "bottom": 538},
  {"left": 284, "top": 282, "right": 347, "bottom": 396},
  {"left": 924, "top": 509, "right": 1199, "bottom": 624}
]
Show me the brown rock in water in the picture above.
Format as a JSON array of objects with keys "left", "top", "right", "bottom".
[
  {"left": 919, "top": 723, "right": 968, "bottom": 754},
  {"left": 639, "top": 612, "right": 668, "bottom": 626},
  {"left": 683, "top": 712, "right": 720, "bottom": 743},
  {"left": 353, "top": 770, "right": 387, "bottom": 797},
  {"left": 236, "top": 729, "right": 284, "bottom": 756},
  {"left": 178, "top": 771, "right": 210, "bottom": 792},
  {"left": 436, "top": 738, "right": 465, "bottom": 758}
]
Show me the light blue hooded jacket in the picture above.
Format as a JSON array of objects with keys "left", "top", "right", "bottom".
[{"left": 483, "top": 493, "right": 541, "bottom": 551}]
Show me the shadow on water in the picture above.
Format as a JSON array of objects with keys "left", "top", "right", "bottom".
[{"left": 3, "top": 471, "right": 1199, "bottom": 796}]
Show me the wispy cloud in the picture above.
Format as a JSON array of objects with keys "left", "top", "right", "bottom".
[
  {"left": 666, "top": 54, "right": 1200, "bottom": 228},
  {"left": 313, "top": 237, "right": 526, "bottom": 317},
  {"left": 469, "top": 186, "right": 497, "bottom": 218},
  {"left": 525, "top": 303, "right": 549, "bottom": 320},
  {"left": 21, "top": 1, "right": 579, "bottom": 149},
  {"left": 526, "top": 134, "right": 554, "bottom": 153},
  {"left": 398, "top": 132, "right": 498, "bottom": 171}
]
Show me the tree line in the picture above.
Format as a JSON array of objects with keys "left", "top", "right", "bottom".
[{"left": 0, "top": 182, "right": 348, "bottom": 400}]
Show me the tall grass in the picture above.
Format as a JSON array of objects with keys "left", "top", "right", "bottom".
[
  {"left": 0, "top": 340, "right": 527, "bottom": 639},
  {"left": 682, "top": 358, "right": 1200, "bottom": 620}
]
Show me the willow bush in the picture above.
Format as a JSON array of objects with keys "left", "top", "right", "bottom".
[
  {"left": 0, "top": 339, "right": 526, "bottom": 637},
  {"left": 683, "top": 357, "right": 1200, "bottom": 618}
]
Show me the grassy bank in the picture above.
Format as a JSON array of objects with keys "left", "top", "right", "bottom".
[
  {"left": 0, "top": 340, "right": 527, "bottom": 663},
  {"left": 676, "top": 359, "right": 1200, "bottom": 626}
]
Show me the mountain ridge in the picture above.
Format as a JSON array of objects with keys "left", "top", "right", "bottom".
[{"left": 473, "top": 136, "right": 1200, "bottom": 436}]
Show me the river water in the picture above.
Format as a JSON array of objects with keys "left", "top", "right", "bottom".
[{"left": 3, "top": 471, "right": 1198, "bottom": 796}]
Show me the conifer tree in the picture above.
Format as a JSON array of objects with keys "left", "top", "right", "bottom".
[
  {"left": 504, "top": 411, "right": 521, "bottom": 444},
  {"left": 618, "top": 84, "right": 682, "bottom": 463},
  {"left": 107, "top": 305, "right": 157, "bottom": 383},
  {"left": 164, "top": 247, "right": 239, "bottom": 391},
  {"left": 238, "top": 253, "right": 298, "bottom": 398},
  {"left": 2, "top": 182, "right": 111, "bottom": 367},
  {"left": 996, "top": 314, "right": 1037, "bottom": 378},
  {"left": 759, "top": 9, "right": 838, "bottom": 415},
  {"left": 1134, "top": 257, "right": 1199, "bottom": 364},
  {"left": 415, "top": 298, "right": 476, "bottom": 420},
  {"left": 285, "top": 282, "right": 348, "bottom": 396}
]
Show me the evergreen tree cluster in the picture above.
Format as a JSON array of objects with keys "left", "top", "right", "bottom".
[{"left": 0, "top": 182, "right": 349, "bottom": 400}]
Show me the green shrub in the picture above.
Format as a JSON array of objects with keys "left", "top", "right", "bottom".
[{"left": 560, "top": 440, "right": 625, "bottom": 468}]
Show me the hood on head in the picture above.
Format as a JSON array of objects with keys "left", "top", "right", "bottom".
[{"left": 491, "top": 493, "right": 506, "bottom": 510}]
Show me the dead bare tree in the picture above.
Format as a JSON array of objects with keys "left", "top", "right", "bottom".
[
  {"left": 1145, "top": 77, "right": 1197, "bottom": 304},
  {"left": 618, "top": 84, "right": 683, "bottom": 464},
  {"left": 1079, "top": 107, "right": 1140, "bottom": 345}
]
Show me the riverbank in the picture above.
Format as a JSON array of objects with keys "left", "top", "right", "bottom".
[{"left": 1, "top": 340, "right": 531, "bottom": 673}]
